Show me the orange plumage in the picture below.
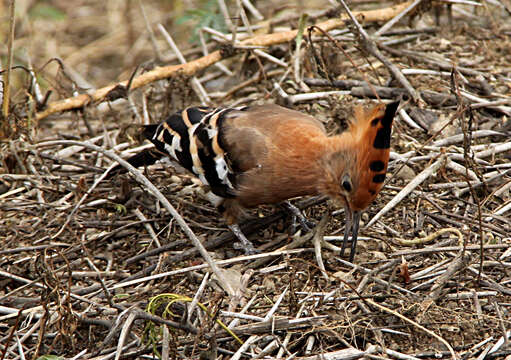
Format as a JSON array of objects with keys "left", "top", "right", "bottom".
[{"left": 113, "top": 101, "right": 399, "bottom": 260}]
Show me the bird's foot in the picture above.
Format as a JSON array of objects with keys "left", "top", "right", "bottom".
[
  {"left": 229, "top": 224, "right": 260, "bottom": 255},
  {"left": 282, "top": 201, "right": 316, "bottom": 233}
]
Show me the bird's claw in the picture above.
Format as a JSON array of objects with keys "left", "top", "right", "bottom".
[
  {"left": 233, "top": 242, "right": 260, "bottom": 255},
  {"left": 283, "top": 201, "right": 316, "bottom": 233}
]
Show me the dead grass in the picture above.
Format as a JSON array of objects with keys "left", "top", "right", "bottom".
[{"left": 1, "top": 0, "right": 511, "bottom": 359}]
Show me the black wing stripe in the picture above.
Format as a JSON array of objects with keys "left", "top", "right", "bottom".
[{"left": 139, "top": 106, "right": 242, "bottom": 199}]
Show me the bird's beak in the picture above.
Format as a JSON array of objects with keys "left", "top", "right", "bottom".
[{"left": 340, "top": 207, "right": 361, "bottom": 262}]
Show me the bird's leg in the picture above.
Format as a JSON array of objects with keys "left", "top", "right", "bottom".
[
  {"left": 220, "top": 199, "right": 258, "bottom": 254},
  {"left": 281, "top": 201, "right": 316, "bottom": 233},
  {"left": 228, "top": 224, "right": 259, "bottom": 255}
]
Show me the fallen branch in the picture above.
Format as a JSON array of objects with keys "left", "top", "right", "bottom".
[
  {"left": 34, "top": 1, "right": 414, "bottom": 122},
  {"left": 304, "top": 79, "right": 457, "bottom": 106},
  {"left": 350, "top": 85, "right": 456, "bottom": 106},
  {"left": 390, "top": 244, "right": 510, "bottom": 257}
]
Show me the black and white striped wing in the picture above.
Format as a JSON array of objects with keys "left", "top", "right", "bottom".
[{"left": 144, "top": 107, "right": 245, "bottom": 198}]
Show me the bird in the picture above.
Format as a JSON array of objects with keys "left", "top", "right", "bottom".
[{"left": 110, "top": 101, "right": 399, "bottom": 261}]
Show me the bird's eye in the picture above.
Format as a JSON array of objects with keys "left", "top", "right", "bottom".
[
  {"left": 342, "top": 180, "right": 352, "bottom": 192},
  {"left": 341, "top": 175, "right": 352, "bottom": 192}
]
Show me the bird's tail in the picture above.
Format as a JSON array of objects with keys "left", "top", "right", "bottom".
[{"left": 106, "top": 147, "right": 165, "bottom": 178}]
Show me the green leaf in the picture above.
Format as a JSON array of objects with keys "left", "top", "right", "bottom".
[
  {"left": 295, "top": 13, "right": 309, "bottom": 50},
  {"left": 36, "top": 356, "right": 64, "bottom": 360},
  {"left": 174, "top": 0, "right": 227, "bottom": 44},
  {"left": 29, "top": 4, "right": 66, "bottom": 20},
  {"left": 114, "top": 204, "right": 127, "bottom": 215},
  {"left": 113, "top": 293, "right": 130, "bottom": 300}
]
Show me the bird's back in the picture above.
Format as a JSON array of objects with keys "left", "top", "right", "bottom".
[
  {"left": 143, "top": 104, "right": 329, "bottom": 204},
  {"left": 219, "top": 105, "right": 331, "bottom": 206}
]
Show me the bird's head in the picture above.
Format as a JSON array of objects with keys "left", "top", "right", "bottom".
[{"left": 320, "top": 101, "right": 400, "bottom": 261}]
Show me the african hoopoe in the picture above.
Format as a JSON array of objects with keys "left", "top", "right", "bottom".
[{"left": 112, "top": 102, "right": 399, "bottom": 260}]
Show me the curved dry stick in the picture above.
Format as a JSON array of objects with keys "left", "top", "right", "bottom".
[
  {"left": 35, "top": 1, "right": 414, "bottom": 122},
  {"left": 313, "top": 214, "right": 330, "bottom": 282},
  {"left": 397, "top": 228, "right": 463, "bottom": 246}
]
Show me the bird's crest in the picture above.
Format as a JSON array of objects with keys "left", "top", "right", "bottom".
[{"left": 349, "top": 101, "right": 400, "bottom": 210}]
